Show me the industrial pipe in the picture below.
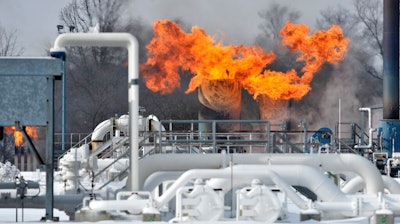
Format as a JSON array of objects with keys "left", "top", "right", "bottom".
[
  {"left": 89, "top": 197, "right": 149, "bottom": 212},
  {"left": 341, "top": 175, "right": 364, "bottom": 194},
  {"left": 143, "top": 170, "right": 308, "bottom": 210},
  {"left": 143, "top": 171, "right": 183, "bottom": 191},
  {"left": 155, "top": 165, "right": 351, "bottom": 210},
  {"left": 153, "top": 165, "right": 400, "bottom": 219},
  {"left": 51, "top": 33, "right": 140, "bottom": 191},
  {"left": 354, "top": 108, "right": 376, "bottom": 149},
  {"left": 91, "top": 119, "right": 113, "bottom": 142},
  {"left": 91, "top": 118, "right": 113, "bottom": 152},
  {"left": 205, "top": 165, "right": 348, "bottom": 204},
  {"left": 343, "top": 175, "right": 400, "bottom": 194},
  {"left": 383, "top": 0, "right": 399, "bottom": 119},
  {"left": 0, "top": 194, "right": 85, "bottom": 219},
  {"left": 138, "top": 153, "right": 384, "bottom": 194}
]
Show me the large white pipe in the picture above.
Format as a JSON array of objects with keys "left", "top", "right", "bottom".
[
  {"left": 343, "top": 175, "right": 400, "bottom": 194},
  {"left": 51, "top": 33, "right": 139, "bottom": 191},
  {"left": 341, "top": 175, "right": 365, "bottom": 194},
  {"left": 382, "top": 175, "right": 400, "bottom": 194},
  {"left": 139, "top": 153, "right": 384, "bottom": 194},
  {"left": 142, "top": 170, "right": 310, "bottom": 209},
  {"left": 217, "top": 166, "right": 334, "bottom": 211},
  {"left": 89, "top": 199, "right": 148, "bottom": 211},
  {"left": 91, "top": 118, "right": 113, "bottom": 152},
  {"left": 155, "top": 167, "right": 309, "bottom": 209},
  {"left": 91, "top": 119, "right": 112, "bottom": 141},
  {"left": 155, "top": 165, "right": 350, "bottom": 209},
  {"left": 260, "top": 154, "right": 384, "bottom": 194},
  {"left": 206, "top": 165, "right": 348, "bottom": 202},
  {"left": 143, "top": 171, "right": 183, "bottom": 191}
]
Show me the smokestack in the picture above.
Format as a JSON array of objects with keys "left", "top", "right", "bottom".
[
  {"left": 380, "top": 0, "right": 400, "bottom": 158},
  {"left": 383, "top": 0, "right": 399, "bottom": 119}
]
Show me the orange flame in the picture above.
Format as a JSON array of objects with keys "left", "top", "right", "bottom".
[
  {"left": 3, "top": 126, "right": 38, "bottom": 147},
  {"left": 141, "top": 20, "right": 349, "bottom": 120},
  {"left": 140, "top": 20, "right": 276, "bottom": 95},
  {"left": 279, "top": 21, "right": 349, "bottom": 85}
]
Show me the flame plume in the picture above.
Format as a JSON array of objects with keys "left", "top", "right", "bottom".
[
  {"left": 246, "top": 21, "right": 349, "bottom": 124},
  {"left": 279, "top": 21, "right": 349, "bottom": 85},
  {"left": 140, "top": 20, "right": 276, "bottom": 93},
  {"left": 141, "top": 20, "right": 349, "bottom": 123},
  {"left": 4, "top": 126, "right": 38, "bottom": 147}
]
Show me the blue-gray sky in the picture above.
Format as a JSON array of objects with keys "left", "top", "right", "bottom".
[
  {"left": 0, "top": 0, "right": 70, "bottom": 56},
  {"left": 132, "top": 0, "right": 353, "bottom": 44},
  {"left": 0, "top": 0, "right": 352, "bottom": 56}
]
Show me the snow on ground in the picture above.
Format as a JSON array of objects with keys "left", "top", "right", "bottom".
[{"left": 0, "top": 208, "right": 69, "bottom": 223}]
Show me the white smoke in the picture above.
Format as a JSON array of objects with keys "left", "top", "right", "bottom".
[{"left": 291, "top": 55, "right": 382, "bottom": 133}]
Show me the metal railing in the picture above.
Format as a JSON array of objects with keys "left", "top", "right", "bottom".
[
  {"left": 54, "top": 132, "right": 91, "bottom": 151},
  {"left": 55, "top": 119, "right": 373, "bottom": 192},
  {"left": 55, "top": 133, "right": 92, "bottom": 167},
  {"left": 272, "top": 132, "right": 304, "bottom": 153},
  {"left": 154, "top": 119, "right": 270, "bottom": 154},
  {"left": 335, "top": 122, "right": 380, "bottom": 153}
]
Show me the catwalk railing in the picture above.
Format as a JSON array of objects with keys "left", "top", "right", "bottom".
[
  {"left": 54, "top": 119, "right": 373, "bottom": 192},
  {"left": 56, "top": 119, "right": 368, "bottom": 163}
]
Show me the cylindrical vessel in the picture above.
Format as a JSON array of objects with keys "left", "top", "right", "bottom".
[
  {"left": 257, "top": 95, "right": 289, "bottom": 129},
  {"left": 198, "top": 79, "right": 242, "bottom": 120}
]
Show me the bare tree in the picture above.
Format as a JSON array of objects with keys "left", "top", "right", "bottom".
[
  {"left": 59, "top": 0, "right": 127, "bottom": 65},
  {"left": 352, "top": 0, "right": 383, "bottom": 80},
  {"left": 317, "top": 0, "right": 383, "bottom": 80},
  {"left": 57, "top": 0, "right": 130, "bottom": 132},
  {"left": 296, "top": 0, "right": 383, "bottom": 130},
  {"left": 56, "top": 0, "right": 200, "bottom": 135},
  {"left": 0, "top": 25, "right": 24, "bottom": 162},
  {"left": 255, "top": 3, "right": 301, "bottom": 50},
  {"left": 316, "top": 5, "right": 358, "bottom": 37},
  {"left": 59, "top": 0, "right": 124, "bottom": 33},
  {"left": 0, "top": 25, "right": 24, "bottom": 56},
  {"left": 255, "top": 3, "right": 302, "bottom": 74}
]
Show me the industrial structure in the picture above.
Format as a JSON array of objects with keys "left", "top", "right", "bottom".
[{"left": 0, "top": 0, "right": 399, "bottom": 223}]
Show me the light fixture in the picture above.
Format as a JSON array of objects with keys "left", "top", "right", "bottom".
[{"left": 57, "top": 25, "right": 64, "bottom": 34}]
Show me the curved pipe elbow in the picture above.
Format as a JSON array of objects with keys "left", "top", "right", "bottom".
[
  {"left": 354, "top": 107, "right": 375, "bottom": 149},
  {"left": 52, "top": 33, "right": 138, "bottom": 50},
  {"left": 50, "top": 32, "right": 140, "bottom": 191},
  {"left": 91, "top": 119, "right": 112, "bottom": 142}
]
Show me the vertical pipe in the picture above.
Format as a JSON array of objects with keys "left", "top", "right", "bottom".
[
  {"left": 21, "top": 148, "right": 25, "bottom": 171},
  {"left": 381, "top": 0, "right": 400, "bottom": 157},
  {"left": 27, "top": 151, "right": 31, "bottom": 171},
  {"left": 338, "top": 98, "right": 341, "bottom": 152},
  {"left": 383, "top": 0, "right": 399, "bottom": 119},
  {"left": 128, "top": 37, "right": 140, "bottom": 191},
  {"left": 266, "top": 121, "right": 270, "bottom": 153},
  {"left": 61, "top": 59, "right": 66, "bottom": 152},
  {"left": 355, "top": 108, "right": 375, "bottom": 149},
  {"left": 45, "top": 76, "right": 55, "bottom": 220},
  {"left": 52, "top": 33, "right": 140, "bottom": 190},
  {"left": 212, "top": 121, "right": 216, "bottom": 153},
  {"left": 14, "top": 147, "right": 19, "bottom": 170}
]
